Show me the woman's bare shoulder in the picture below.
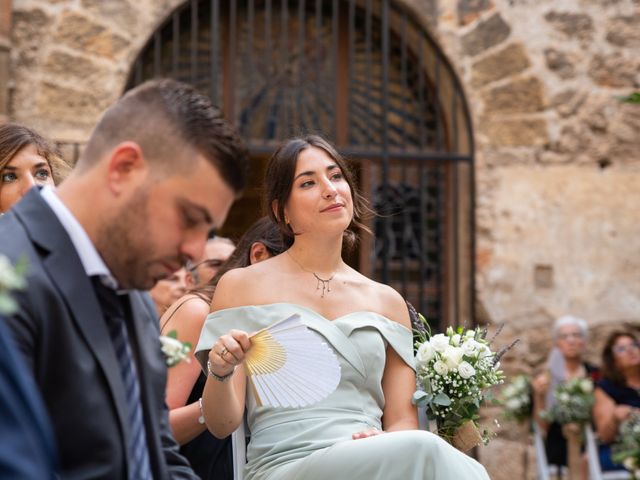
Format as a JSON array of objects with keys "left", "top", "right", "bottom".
[{"left": 345, "top": 268, "right": 410, "bottom": 328}]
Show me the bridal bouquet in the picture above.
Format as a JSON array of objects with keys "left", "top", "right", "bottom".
[
  {"left": 0, "top": 255, "right": 27, "bottom": 315},
  {"left": 413, "top": 320, "right": 509, "bottom": 450},
  {"left": 612, "top": 412, "right": 640, "bottom": 479},
  {"left": 160, "top": 330, "right": 192, "bottom": 367},
  {"left": 498, "top": 374, "right": 533, "bottom": 424},
  {"left": 541, "top": 377, "right": 594, "bottom": 425}
]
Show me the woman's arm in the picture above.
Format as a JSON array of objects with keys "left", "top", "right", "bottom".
[
  {"left": 531, "top": 372, "right": 550, "bottom": 433},
  {"left": 380, "top": 287, "right": 419, "bottom": 433},
  {"left": 162, "top": 295, "right": 210, "bottom": 445},
  {"left": 593, "top": 387, "right": 632, "bottom": 443},
  {"left": 200, "top": 270, "right": 252, "bottom": 439}
]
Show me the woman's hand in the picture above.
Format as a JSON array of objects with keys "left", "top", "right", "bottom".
[
  {"left": 532, "top": 372, "right": 550, "bottom": 398},
  {"left": 614, "top": 404, "right": 633, "bottom": 422},
  {"left": 352, "top": 428, "right": 384, "bottom": 440},
  {"left": 207, "top": 329, "right": 251, "bottom": 377}
]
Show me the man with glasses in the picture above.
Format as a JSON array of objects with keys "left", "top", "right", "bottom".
[{"left": 185, "top": 236, "right": 235, "bottom": 288}]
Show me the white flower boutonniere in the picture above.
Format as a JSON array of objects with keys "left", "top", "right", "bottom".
[
  {"left": 0, "top": 255, "right": 27, "bottom": 315},
  {"left": 160, "top": 330, "right": 192, "bottom": 367}
]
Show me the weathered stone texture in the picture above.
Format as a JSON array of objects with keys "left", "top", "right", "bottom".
[
  {"left": 482, "top": 77, "right": 545, "bottom": 114},
  {"left": 588, "top": 53, "right": 640, "bottom": 88},
  {"left": 37, "top": 82, "right": 111, "bottom": 124},
  {"left": 461, "top": 13, "right": 510, "bottom": 57},
  {"left": 458, "top": 0, "right": 493, "bottom": 26},
  {"left": 471, "top": 43, "right": 530, "bottom": 87},
  {"left": 80, "top": 0, "right": 141, "bottom": 35},
  {"left": 479, "top": 437, "right": 536, "bottom": 480},
  {"left": 483, "top": 118, "right": 548, "bottom": 147},
  {"left": 43, "top": 50, "right": 112, "bottom": 85},
  {"left": 606, "top": 14, "right": 640, "bottom": 48},
  {"left": 544, "top": 48, "right": 576, "bottom": 79},
  {"left": 53, "top": 11, "right": 130, "bottom": 60},
  {"left": 544, "top": 11, "right": 594, "bottom": 41},
  {"left": 11, "top": 8, "right": 52, "bottom": 68}
]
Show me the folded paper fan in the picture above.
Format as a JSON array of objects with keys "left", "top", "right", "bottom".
[{"left": 244, "top": 314, "right": 341, "bottom": 408}]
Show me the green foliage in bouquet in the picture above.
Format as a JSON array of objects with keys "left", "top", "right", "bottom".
[
  {"left": 0, "top": 255, "right": 27, "bottom": 315},
  {"left": 160, "top": 330, "right": 192, "bottom": 367},
  {"left": 412, "top": 316, "right": 514, "bottom": 445},
  {"left": 541, "top": 377, "right": 594, "bottom": 425},
  {"left": 612, "top": 412, "right": 640, "bottom": 479},
  {"left": 498, "top": 374, "right": 533, "bottom": 424}
]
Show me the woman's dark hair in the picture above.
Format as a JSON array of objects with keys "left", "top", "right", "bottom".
[
  {"left": 189, "top": 217, "right": 290, "bottom": 304},
  {"left": 263, "top": 135, "right": 371, "bottom": 250},
  {"left": 601, "top": 330, "right": 640, "bottom": 386},
  {"left": 0, "top": 123, "right": 69, "bottom": 185}
]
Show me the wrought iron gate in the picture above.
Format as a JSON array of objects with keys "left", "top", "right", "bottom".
[{"left": 126, "top": 0, "right": 475, "bottom": 330}]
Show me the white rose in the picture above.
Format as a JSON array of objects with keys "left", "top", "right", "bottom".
[
  {"left": 160, "top": 336, "right": 184, "bottom": 357},
  {"left": 623, "top": 458, "right": 635, "bottom": 471},
  {"left": 443, "top": 346, "right": 464, "bottom": 369},
  {"left": 446, "top": 326, "right": 454, "bottom": 336},
  {"left": 458, "top": 361, "right": 476, "bottom": 379},
  {"left": 416, "top": 342, "right": 435, "bottom": 365},
  {"left": 461, "top": 339, "right": 480, "bottom": 356},
  {"left": 451, "top": 334, "right": 461, "bottom": 347},
  {"left": 580, "top": 379, "right": 593, "bottom": 393},
  {"left": 558, "top": 392, "right": 570, "bottom": 403},
  {"left": 478, "top": 345, "right": 493, "bottom": 359},
  {"left": 430, "top": 334, "right": 450, "bottom": 353},
  {"left": 505, "top": 398, "right": 521, "bottom": 410},
  {"left": 433, "top": 360, "right": 449, "bottom": 376}
]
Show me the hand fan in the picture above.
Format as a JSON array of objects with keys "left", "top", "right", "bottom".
[{"left": 244, "top": 314, "right": 341, "bottom": 408}]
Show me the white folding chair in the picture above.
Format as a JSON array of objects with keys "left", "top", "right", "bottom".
[{"left": 584, "top": 424, "right": 631, "bottom": 480}]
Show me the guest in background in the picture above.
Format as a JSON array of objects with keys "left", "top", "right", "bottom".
[
  {"left": 150, "top": 267, "right": 188, "bottom": 317},
  {"left": 0, "top": 123, "right": 70, "bottom": 214},
  {"left": 532, "top": 315, "right": 598, "bottom": 469},
  {"left": 185, "top": 236, "right": 235, "bottom": 288},
  {"left": 160, "top": 216, "right": 287, "bottom": 480},
  {"left": 594, "top": 330, "right": 640, "bottom": 471}
]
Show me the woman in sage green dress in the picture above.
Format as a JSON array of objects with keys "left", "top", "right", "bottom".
[{"left": 196, "top": 135, "right": 490, "bottom": 480}]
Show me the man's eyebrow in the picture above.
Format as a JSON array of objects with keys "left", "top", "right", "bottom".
[{"left": 180, "top": 199, "right": 213, "bottom": 225}]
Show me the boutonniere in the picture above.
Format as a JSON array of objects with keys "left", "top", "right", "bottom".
[
  {"left": 0, "top": 255, "right": 27, "bottom": 315},
  {"left": 160, "top": 330, "right": 192, "bottom": 367}
]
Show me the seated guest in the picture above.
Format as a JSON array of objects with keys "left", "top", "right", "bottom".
[
  {"left": 161, "top": 217, "right": 288, "bottom": 480},
  {"left": 532, "top": 315, "right": 598, "bottom": 469},
  {"left": 594, "top": 330, "right": 640, "bottom": 471},
  {"left": 0, "top": 123, "right": 70, "bottom": 214},
  {"left": 185, "top": 236, "right": 235, "bottom": 288},
  {"left": 150, "top": 267, "right": 188, "bottom": 316},
  {"left": 196, "top": 135, "right": 490, "bottom": 480}
]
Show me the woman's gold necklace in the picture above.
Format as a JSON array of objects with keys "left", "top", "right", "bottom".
[{"left": 287, "top": 250, "right": 336, "bottom": 298}]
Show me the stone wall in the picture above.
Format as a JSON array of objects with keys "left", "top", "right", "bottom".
[{"left": 7, "top": 0, "right": 640, "bottom": 477}]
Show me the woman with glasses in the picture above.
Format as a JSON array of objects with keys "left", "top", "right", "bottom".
[
  {"left": 593, "top": 330, "right": 640, "bottom": 471},
  {"left": 532, "top": 315, "right": 599, "bottom": 470}
]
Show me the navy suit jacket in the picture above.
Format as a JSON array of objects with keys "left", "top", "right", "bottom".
[
  {"left": 0, "top": 315, "right": 58, "bottom": 478},
  {"left": 0, "top": 189, "right": 197, "bottom": 479}
]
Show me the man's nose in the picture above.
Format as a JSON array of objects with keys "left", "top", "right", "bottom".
[{"left": 180, "top": 231, "right": 207, "bottom": 264}]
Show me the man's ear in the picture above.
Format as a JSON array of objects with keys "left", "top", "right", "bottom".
[
  {"left": 250, "top": 242, "right": 271, "bottom": 264},
  {"left": 106, "top": 141, "right": 148, "bottom": 195}
]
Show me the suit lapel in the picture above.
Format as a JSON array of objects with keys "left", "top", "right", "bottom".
[{"left": 14, "top": 190, "right": 131, "bottom": 459}]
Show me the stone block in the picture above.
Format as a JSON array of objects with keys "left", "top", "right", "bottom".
[
  {"left": 544, "top": 48, "right": 576, "bottom": 79},
  {"left": 11, "top": 8, "right": 53, "bottom": 67},
  {"left": 550, "top": 89, "right": 587, "bottom": 118},
  {"left": 81, "top": 0, "right": 141, "bottom": 34},
  {"left": 43, "top": 50, "right": 112, "bottom": 86},
  {"left": 52, "top": 11, "right": 129, "bottom": 60},
  {"left": 588, "top": 53, "right": 639, "bottom": 88},
  {"left": 461, "top": 13, "right": 511, "bottom": 57},
  {"left": 544, "top": 11, "right": 594, "bottom": 41},
  {"left": 36, "top": 82, "right": 110, "bottom": 124},
  {"left": 479, "top": 437, "right": 536, "bottom": 480},
  {"left": 471, "top": 43, "right": 530, "bottom": 87},
  {"left": 483, "top": 118, "right": 548, "bottom": 147},
  {"left": 606, "top": 14, "right": 640, "bottom": 48},
  {"left": 458, "top": 0, "right": 494, "bottom": 26},
  {"left": 482, "top": 77, "right": 545, "bottom": 114}
]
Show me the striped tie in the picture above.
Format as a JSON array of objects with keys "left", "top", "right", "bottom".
[{"left": 92, "top": 277, "right": 153, "bottom": 480}]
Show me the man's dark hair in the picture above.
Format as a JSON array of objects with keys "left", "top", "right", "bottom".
[{"left": 80, "top": 78, "right": 248, "bottom": 192}]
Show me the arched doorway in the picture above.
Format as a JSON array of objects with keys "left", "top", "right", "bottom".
[{"left": 126, "top": 0, "right": 475, "bottom": 330}]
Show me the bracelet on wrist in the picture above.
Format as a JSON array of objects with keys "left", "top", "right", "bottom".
[
  {"left": 207, "top": 359, "right": 236, "bottom": 382},
  {"left": 197, "top": 398, "right": 205, "bottom": 425}
]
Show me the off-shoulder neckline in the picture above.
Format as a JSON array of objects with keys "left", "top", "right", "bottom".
[{"left": 211, "top": 302, "right": 412, "bottom": 333}]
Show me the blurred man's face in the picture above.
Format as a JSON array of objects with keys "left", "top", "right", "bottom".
[{"left": 187, "top": 240, "right": 235, "bottom": 287}]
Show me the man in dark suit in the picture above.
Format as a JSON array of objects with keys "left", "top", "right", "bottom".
[
  {"left": 0, "top": 79, "right": 249, "bottom": 478},
  {"left": 0, "top": 315, "right": 57, "bottom": 478}
]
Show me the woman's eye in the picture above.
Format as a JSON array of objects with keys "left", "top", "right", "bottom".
[
  {"left": 300, "top": 180, "right": 314, "bottom": 188},
  {"left": 35, "top": 169, "right": 51, "bottom": 180},
  {"left": 1, "top": 172, "right": 17, "bottom": 183},
  {"left": 331, "top": 172, "right": 344, "bottom": 181}
]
